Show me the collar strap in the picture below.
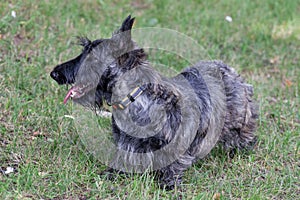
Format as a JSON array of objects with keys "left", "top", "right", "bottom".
[{"left": 112, "top": 86, "right": 144, "bottom": 110}]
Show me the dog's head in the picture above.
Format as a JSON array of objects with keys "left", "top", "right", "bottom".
[{"left": 50, "top": 15, "right": 143, "bottom": 108}]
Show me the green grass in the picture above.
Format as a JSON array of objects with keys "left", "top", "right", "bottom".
[{"left": 0, "top": 0, "right": 299, "bottom": 199}]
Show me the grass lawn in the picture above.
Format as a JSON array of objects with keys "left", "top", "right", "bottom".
[{"left": 0, "top": 0, "right": 299, "bottom": 199}]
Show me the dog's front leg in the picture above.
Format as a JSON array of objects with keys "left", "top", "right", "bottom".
[{"left": 158, "top": 153, "right": 195, "bottom": 190}]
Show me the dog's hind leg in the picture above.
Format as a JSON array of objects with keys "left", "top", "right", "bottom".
[{"left": 217, "top": 62, "right": 259, "bottom": 154}]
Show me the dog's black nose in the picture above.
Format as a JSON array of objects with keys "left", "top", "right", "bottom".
[
  {"left": 50, "top": 71, "right": 58, "bottom": 80},
  {"left": 50, "top": 70, "right": 67, "bottom": 84}
]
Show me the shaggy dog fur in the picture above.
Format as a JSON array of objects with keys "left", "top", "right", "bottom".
[{"left": 50, "top": 15, "right": 258, "bottom": 190}]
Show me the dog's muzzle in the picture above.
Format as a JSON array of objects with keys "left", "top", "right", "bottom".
[{"left": 50, "top": 71, "right": 68, "bottom": 85}]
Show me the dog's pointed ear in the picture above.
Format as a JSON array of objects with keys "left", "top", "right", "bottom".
[
  {"left": 111, "top": 15, "right": 136, "bottom": 59},
  {"left": 120, "top": 15, "right": 135, "bottom": 32}
]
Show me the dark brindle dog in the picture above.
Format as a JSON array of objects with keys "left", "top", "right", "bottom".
[{"left": 50, "top": 15, "right": 258, "bottom": 189}]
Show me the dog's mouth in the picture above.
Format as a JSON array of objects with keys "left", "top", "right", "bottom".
[{"left": 63, "top": 84, "right": 92, "bottom": 104}]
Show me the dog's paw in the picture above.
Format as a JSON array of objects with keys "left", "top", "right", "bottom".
[
  {"left": 158, "top": 177, "right": 182, "bottom": 191},
  {"left": 159, "top": 182, "right": 176, "bottom": 191},
  {"left": 100, "top": 168, "right": 128, "bottom": 181},
  {"left": 100, "top": 168, "right": 119, "bottom": 181}
]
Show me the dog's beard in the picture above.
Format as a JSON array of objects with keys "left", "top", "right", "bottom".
[
  {"left": 63, "top": 83, "right": 93, "bottom": 104},
  {"left": 63, "top": 84, "right": 97, "bottom": 109}
]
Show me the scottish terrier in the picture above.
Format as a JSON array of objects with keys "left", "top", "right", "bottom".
[{"left": 50, "top": 15, "right": 258, "bottom": 190}]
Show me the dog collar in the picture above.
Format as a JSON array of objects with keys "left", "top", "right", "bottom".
[{"left": 112, "top": 86, "right": 144, "bottom": 110}]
